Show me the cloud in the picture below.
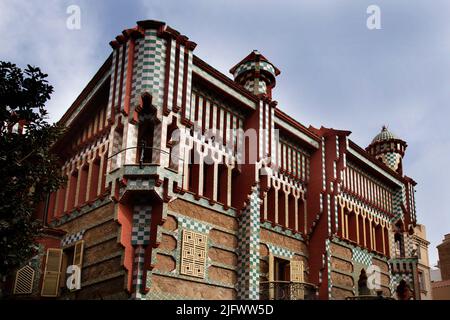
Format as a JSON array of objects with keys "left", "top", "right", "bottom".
[
  {"left": 2, "top": 0, "right": 448, "bottom": 265},
  {"left": 0, "top": 0, "right": 106, "bottom": 123}
]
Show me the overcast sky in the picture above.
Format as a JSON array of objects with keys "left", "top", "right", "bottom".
[{"left": 1, "top": 0, "right": 448, "bottom": 266}]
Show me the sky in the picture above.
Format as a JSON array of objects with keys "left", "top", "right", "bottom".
[{"left": 1, "top": 0, "right": 448, "bottom": 266}]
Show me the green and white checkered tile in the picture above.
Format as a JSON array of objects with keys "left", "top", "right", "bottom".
[
  {"left": 233, "top": 61, "right": 256, "bottom": 78},
  {"left": 391, "top": 273, "right": 414, "bottom": 292},
  {"left": 259, "top": 62, "right": 276, "bottom": 76},
  {"left": 326, "top": 239, "right": 332, "bottom": 299},
  {"left": 61, "top": 230, "right": 85, "bottom": 247},
  {"left": 177, "top": 215, "right": 212, "bottom": 233},
  {"left": 132, "top": 205, "right": 152, "bottom": 245},
  {"left": 266, "top": 243, "right": 294, "bottom": 259},
  {"left": 352, "top": 247, "right": 372, "bottom": 266},
  {"left": 237, "top": 185, "right": 261, "bottom": 300}
]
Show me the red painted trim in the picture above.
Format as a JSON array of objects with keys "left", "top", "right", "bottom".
[
  {"left": 123, "top": 38, "right": 135, "bottom": 116},
  {"left": 180, "top": 48, "right": 189, "bottom": 120},
  {"left": 172, "top": 42, "right": 180, "bottom": 113},
  {"left": 117, "top": 44, "right": 126, "bottom": 114},
  {"left": 162, "top": 39, "right": 172, "bottom": 116},
  {"left": 275, "top": 108, "right": 321, "bottom": 144},
  {"left": 348, "top": 140, "right": 406, "bottom": 184}
]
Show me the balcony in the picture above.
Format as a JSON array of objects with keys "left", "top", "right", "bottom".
[
  {"left": 346, "top": 295, "right": 395, "bottom": 300},
  {"left": 259, "top": 281, "right": 317, "bottom": 300}
]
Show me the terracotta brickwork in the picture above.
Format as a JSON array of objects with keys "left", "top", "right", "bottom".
[
  {"left": 15, "top": 20, "right": 427, "bottom": 301},
  {"left": 148, "top": 274, "right": 235, "bottom": 299}
]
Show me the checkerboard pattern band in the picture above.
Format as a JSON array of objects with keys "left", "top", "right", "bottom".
[
  {"left": 266, "top": 243, "right": 294, "bottom": 259},
  {"left": 177, "top": 215, "right": 212, "bottom": 233},
  {"left": 237, "top": 185, "right": 261, "bottom": 300},
  {"left": 132, "top": 205, "right": 152, "bottom": 245},
  {"left": 352, "top": 247, "right": 372, "bottom": 266},
  {"left": 132, "top": 245, "right": 146, "bottom": 299},
  {"left": 61, "top": 230, "right": 85, "bottom": 247}
]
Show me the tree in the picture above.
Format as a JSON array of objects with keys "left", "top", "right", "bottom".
[{"left": 0, "top": 61, "right": 65, "bottom": 279}]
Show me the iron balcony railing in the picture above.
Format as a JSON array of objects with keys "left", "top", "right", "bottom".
[
  {"left": 107, "top": 143, "right": 184, "bottom": 169},
  {"left": 259, "top": 281, "right": 317, "bottom": 300},
  {"left": 346, "top": 295, "right": 395, "bottom": 300}
]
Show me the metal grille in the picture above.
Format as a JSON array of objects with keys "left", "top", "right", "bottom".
[
  {"left": 180, "top": 229, "right": 207, "bottom": 278},
  {"left": 259, "top": 281, "right": 317, "bottom": 300}
]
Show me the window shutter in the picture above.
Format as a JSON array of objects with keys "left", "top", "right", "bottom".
[
  {"left": 41, "top": 248, "right": 63, "bottom": 297},
  {"left": 13, "top": 265, "right": 35, "bottom": 295},
  {"left": 290, "top": 259, "right": 304, "bottom": 283},
  {"left": 268, "top": 253, "right": 274, "bottom": 282},
  {"left": 73, "top": 240, "right": 85, "bottom": 267}
]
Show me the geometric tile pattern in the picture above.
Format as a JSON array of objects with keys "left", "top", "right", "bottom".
[
  {"left": 132, "top": 245, "right": 146, "bottom": 300},
  {"left": 259, "top": 62, "right": 276, "bottom": 76},
  {"left": 131, "top": 205, "right": 152, "bottom": 245},
  {"left": 392, "top": 185, "right": 406, "bottom": 222},
  {"left": 61, "top": 230, "right": 85, "bottom": 247},
  {"left": 237, "top": 185, "right": 261, "bottom": 300},
  {"left": 352, "top": 247, "right": 373, "bottom": 266},
  {"left": 177, "top": 215, "right": 212, "bottom": 234},
  {"left": 326, "top": 239, "right": 332, "bottom": 299},
  {"left": 180, "top": 230, "right": 207, "bottom": 278},
  {"left": 266, "top": 243, "right": 294, "bottom": 259},
  {"left": 131, "top": 29, "right": 166, "bottom": 109},
  {"left": 232, "top": 61, "right": 256, "bottom": 78},
  {"left": 391, "top": 273, "right": 414, "bottom": 297},
  {"left": 244, "top": 79, "right": 267, "bottom": 95}
]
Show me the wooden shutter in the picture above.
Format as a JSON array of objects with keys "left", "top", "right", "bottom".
[
  {"left": 41, "top": 248, "right": 63, "bottom": 297},
  {"left": 70, "top": 240, "right": 84, "bottom": 291},
  {"left": 73, "top": 240, "right": 84, "bottom": 267},
  {"left": 290, "top": 259, "right": 304, "bottom": 283},
  {"left": 268, "top": 253, "right": 274, "bottom": 282},
  {"left": 13, "top": 265, "right": 35, "bottom": 295},
  {"left": 268, "top": 253, "right": 275, "bottom": 300}
]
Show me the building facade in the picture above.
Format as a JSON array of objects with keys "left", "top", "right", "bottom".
[
  {"left": 432, "top": 234, "right": 450, "bottom": 299},
  {"left": 7, "top": 20, "right": 428, "bottom": 300},
  {"left": 411, "top": 224, "right": 432, "bottom": 299}
]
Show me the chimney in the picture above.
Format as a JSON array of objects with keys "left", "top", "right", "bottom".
[{"left": 230, "top": 50, "right": 280, "bottom": 99}]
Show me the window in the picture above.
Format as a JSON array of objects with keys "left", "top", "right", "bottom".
[
  {"left": 274, "top": 257, "right": 290, "bottom": 281},
  {"left": 268, "top": 255, "right": 304, "bottom": 283},
  {"left": 415, "top": 244, "right": 422, "bottom": 259},
  {"left": 267, "top": 254, "right": 305, "bottom": 300},
  {"left": 41, "top": 241, "right": 84, "bottom": 297},
  {"left": 419, "top": 272, "right": 426, "bottom": 292},
  {"left": 61, "top": 241, "right": 84, "bottom": 293},
  {"left": 394, "top": 232, "right": 405, "bottom": 257}
]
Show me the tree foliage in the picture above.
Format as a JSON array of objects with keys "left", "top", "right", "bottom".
[{"left": 0, "top": 61, "right": 65, "bottom": 277}]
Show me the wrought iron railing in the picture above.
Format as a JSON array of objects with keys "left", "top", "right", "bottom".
[
  {"left": 259, "top": 281, "right": 317, "bottom": 300},
  {"left": 107, "top": 143, "right": 184, "bottom": 169},
  {"left": 346, "top": 295, "right": 395, "bottom": 300}
]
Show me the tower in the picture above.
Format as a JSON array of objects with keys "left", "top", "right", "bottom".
[
  {"left": 366, "top": 126, "right": 407, "bottom": 174},
  {"left": 229, "top": 50, "right": 280, "bottom": 98}
]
